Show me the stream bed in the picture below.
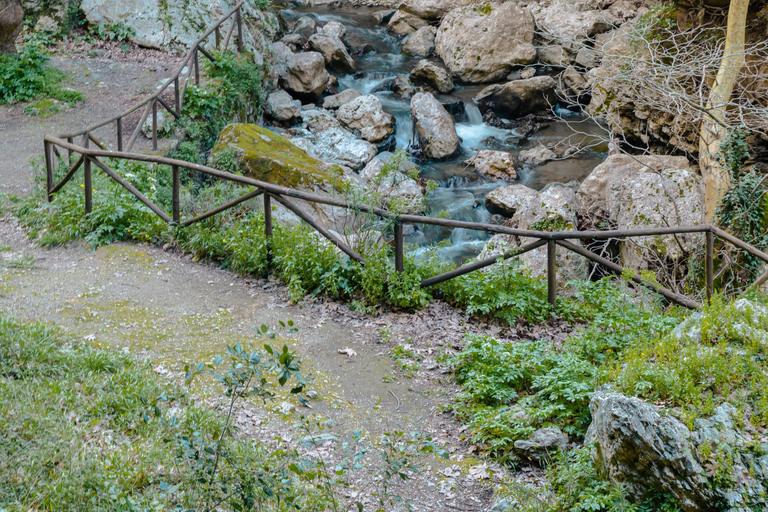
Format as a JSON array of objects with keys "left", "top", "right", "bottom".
[{"left": 280, "top": 4, "right": 609, "bottom": 262}]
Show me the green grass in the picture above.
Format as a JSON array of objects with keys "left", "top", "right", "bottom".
[{"left": 0, "top": 314, "right": 323, "bottom": 511}]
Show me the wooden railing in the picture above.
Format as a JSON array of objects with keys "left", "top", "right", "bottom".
[{"left": 42, "top": 3, "right": 768, "bottom": 311}]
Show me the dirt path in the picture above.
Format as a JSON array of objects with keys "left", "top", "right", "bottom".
[
  {"left": 0, "top": 215, "right": 522, "bottom": 511},
  {"left": 0, "top": 42, "right": 180, "bottom": 196}
]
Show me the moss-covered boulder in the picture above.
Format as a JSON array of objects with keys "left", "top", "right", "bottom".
[{"left": 211, "top": 123, "right": 345, "bottom": 190}]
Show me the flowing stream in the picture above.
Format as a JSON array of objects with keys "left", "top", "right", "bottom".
[{"left": 279, "top": 4, "right": 609, "bottom": 263}]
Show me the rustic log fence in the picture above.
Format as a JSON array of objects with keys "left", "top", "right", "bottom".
[{"left": 42, "top": 3, "right": 768, "bottom": 311}]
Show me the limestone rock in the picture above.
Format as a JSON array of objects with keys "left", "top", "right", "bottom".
[
  {"left": 387, "top": 9, "right": 429, "bottom": 36},
  {"left": 336, "top": 94, "right": 395, "bottom": 143},
  {"left": 319, "top": 20, "right": 346, "bottom": 40},
  {"left": 518, "top": 145, "right": 557, "bottom": 166},
  {"left": 435, "top": 1, "right": 537, "bottom": 83},
  {"left": 296, "top": 108, "right": 377, "bottom": 170},
  {"left": 474, "top": 76, "right": 557, "bottom": 118},
  {"left": 410, "top": 92, "right": 461, "bottom": 160},
  {"left": 514, "top": 428, "right": 569, "bottom": 462},
  {"left": 360, "top": 158, "right": 425, "bottom": 213},
  {"left": 322, "top": 88, "right": 361, "bottom": 110},
  {"left": 392, "top": 74, "right": 416, "bottom": 99},
  {"left": 465, "top": 151, "right": 517, "bottom": 181},
  {"left": 402, "top": 25, "right": 436, "bottom": 57},
  {"left": 409, "top": 60, "right": 454, "bottom": 94},
  {"left": 585, "top": 391, "right": 715, "bottom": 512},
  {"left": 372, "top": 9, "right": 395, "bottom": 24},
  {"left": 575, "top": 47, "right": 599, "bottom": 69},
  {"left": 0, "top": 0, "right": 23, "bottom": 55},
  {"left": 484, "top": 184, "right": 539, "bottom": 218},
  {"left": 273, "top": 42, "right": 330, "bottom": 100},
  {"left": 560, "top": 65, "right": 589, "bottom": 99},
  {"left": 528, "top": 0, "right": 615, "bottom": 44},
  {"left": 308, "top": 33, "right": 356, "bottom": 73},
  {"left": 266, "top": 90, "right": 301, "bottom": 123},
  {"left": 292, "top": 16, "right": 316, "bottom": 41},
  {"left": 539, "top": 45, "right": 571, "bottom": 67},
  {"left": 400, "top": 0, "right": 465, "bottom": 21}
]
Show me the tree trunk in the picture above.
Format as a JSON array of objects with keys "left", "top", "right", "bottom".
[
  {"left": 0, "top": 0, "right": 23, "bottom": 56},
  {"left": 699, "top": 0, "right": 750, "bottom": 222}
]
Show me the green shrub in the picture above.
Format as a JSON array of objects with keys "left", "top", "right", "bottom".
[{"left": 0, "top": 43, "right": 82, "bottom": 106}]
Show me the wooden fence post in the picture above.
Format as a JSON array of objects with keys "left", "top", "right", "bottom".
[
  {"left": 84, "top": 157, "right": 92, "bottom": 213},
  {"left": 547, "top": 239, "right": 556, "bottom": 307},
  {"left": 236, "top": 7, "right": 243, "bottom": 52},
  {"left": 194, "top": 49, "right": 200, "bottom": 85},
  {"left": 172, "top": 165, "right": 180, "bottom": 224},
  {"left": 44, "top": 140, "right": 53, "bottom": 202},
  {"left": 264, "top": 193, "right": 272, "bottom": 270},
  {"left": 394, "top": 221, "right": 404, "bottom": 273},
  {"left": 706, "top": 230, "right": 714, "bottom": 302},
  {"left": 152, "top": 100, "right": 158, "bottom": 151},
  {"left": 116, "top": 118, "right": 123, "bottom": 152},
  {"left": 174, "top": 77, "right": 181, "bottom": 116}
]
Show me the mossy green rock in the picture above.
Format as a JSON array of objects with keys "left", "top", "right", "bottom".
[{"left": 211, "top": 123, "right": 344, "bottom": 190}]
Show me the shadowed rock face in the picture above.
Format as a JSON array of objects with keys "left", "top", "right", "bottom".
[{"left": 0, "top": 0, "right": 24, "bottom": 55}]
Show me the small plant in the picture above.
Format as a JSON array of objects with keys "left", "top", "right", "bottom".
[
  {"left": 89, "top": 21, "right": 136, "bottom": 42},
  {"left": 0, "top": 43, "right": 83, "bottom": 106}
]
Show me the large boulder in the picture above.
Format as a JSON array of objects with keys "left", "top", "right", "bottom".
[
  {"left": 0, "top": 0, "right": 23, "bottom": 55},
  {"left": 399, "top": 0, "right": 465, "bottom": 21},
  {"left": 273, "top": 42, "right": 330, "bottom": 100},
  {"left": 293, "top": 108, "right": 377, "bottom": 171},
  {"left": 410, "top": 92, "right": 461, "bottom": 160},
  {"left": 401, "top": 25, "right": 436, "bottom": 57},
  {"left": 387, "top": 9, "right": 429, "bottom": 36},
  {"left": 435, "top": 1, "right": 536, "bottom": 83},
  {"left": 464, "top": 150, "right": 517, "bottom": 181},
  {"left": 322, "top": 88, "right": 361, "bottom": 110},
  {"left": 319, "top": 20, "right": 346, "bottom": 40},
  {"left": 308, "top": 33, "right": 356, "bottom": 74},
  {"left": 578, "top": 155, "right": 705, "bottom": 270},
  {"left": 82, "top": 0, "right": 278, "bottom": 53},
  {"left": 585, "top": 392, "right": 715, "bottom": 512},
  {"left": 528, "top": 0, "right": 615, "bottom": 45},
  {"left": 336, "top": 94, "right": 395, "bottom": 144},
  {"left": 409, "top": 60, "right": 454, "bottom": 94},
  {"left": 265, "top": 90, "right": 301, "bottom": 124},
  {"left": 291, "top": 16, "right": 316, "bottom": 42},
  {"left": 474, "top": 76, "right": 557, "bottom": 118},
  {"left": 360, "top": 158, "right": 425, "bottom": 213}
]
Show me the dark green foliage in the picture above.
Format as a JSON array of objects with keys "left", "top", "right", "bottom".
[{"left": 0, "top": 43, "right": 82, "bottom": 106}]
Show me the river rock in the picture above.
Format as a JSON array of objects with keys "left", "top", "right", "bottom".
[
  {"left": 514, "top": 427, "right": 569, "bottom": 462},
  {"left": 474, "top": 76, "right": 557, "bottom": 118},
  {"left": 266, "top": 90, "right": 301, "bottom": 123},
  {"left": 336, "top": 94, "right": 395, "bottom": 143},
  {"left": 372, "top": 9, "right": 395, "bottom": 24},
  {"left": 435, "top": 1, "right": 536, "bottom": 83},
  {"left": 539, "top": 45, "right": 571, "bottom": 67},
  {"left": 528, "top": 0, "right": 614, "bottom": 44},
  {"left": 280, "top": 33, "right": 304, "bottom": 52},
  {"left": 387, "top": 9, "right": 429, "bottom": 36},
  {"left": 518, "top": 145, "right": 557, "bottom": 166},
  {"left": 400, "top": 0, "right": 465, "bottom": 21},
  {"left": 0, "top": 0, "right": 23, "bottom": 55},
  {"left": 578, "top": 155, "right": 704, "bottom": 270},
  {"left": 292, "top": 16, "right": 317, "bottom": 41},
  {"left": 402, "top": 26, "right": 435, "bottom": 57},
  {"left": 585, "top": 391, "right": 715, "bottom": 512},
  {"left": 360, "top": 158, "right": 425, "bottom": 213},
  {"left": 484, "top": 184, "right": 538, "bottom": 218},
  {"left": 560, "top": 65, "right": 589, "bottom": 100},
  {"left": 273, "top": 42, "right": 330, "bottom": 100},
  {"left": 574, "top": 47, "right": 600, "bottom": 69},
  {"left": 465, "top": 151, "right": 517, "bottom": 181},
  {"left": 410, "top": 92, "right": 461, "bottom": 160},
  {"left": 409, "top": 60, "right": 454, "bottom": 94},
  {"left": 308, "top": 33, "right": 356, "bottom": 73},
  {"left": 296, "top": 108, "right": 377, "bottom": 170},
  {"left": 319, "top": 20, "right": 346, "bottom": 40},
  {"left": 391, "top": 74, "right": 416, "bottom": 99},
  {"left": 322, "top": 88, "right": 361, "bottom": 109}
]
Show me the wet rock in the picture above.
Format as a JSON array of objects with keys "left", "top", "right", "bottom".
[
  {"left": 518, "top": 145, "right": 557, "bottom": 166},
  {"left": 539, "top": 45, "right": 571, "bottom": 67},
  {"left": 372, "top": 9, "right": 396, "bottom": 24},
  {"left": 273, "top": 42, "right": 330, "bottom": 100},
  {"left": 400, "top": 0, "right": 465, "bottom": 21},
  {"left": 360, "top": 158, "right": 425, "bottom": 213},
  {"left": 387, "top": 9, "right": 429, "bottom": 36},
  {"left": 514, "top": 427, "right": 569, "bottom": 462},
  {"left": 266, "top": 90, "right": 301, "bottom": 124},
  {"left": 410, "top": 92, "right": 461, "bottom": 160},
  {"left": 336, "top": 94, "right": 395, "bottom": 143},
  {"left": 474, "top": 76, "right": 557, "bottom": 118},
  {"left": 351, "top": 43, "right": 376, "bottom": 56},
  {"left": 442, "top": 100, "right": 466, "bottom": 122},
  {"left": 409, "top": 60, "right": 454, "bottom": 94},
  {"left": 484, "top": 184, "right": 538, "bottom": 218},
  {"left": 308, "top": 33, "right": 356, "bottom": 73},
  {"left": 391, "top": 74, "right": 416, "bottom": 99},
  {"left": 292, "top": 16, "right": 317, "bottom": 41},
  {"left": 322, "top": 88, "right": 361, "bottom": 110},
  {"left": 297, "top": 108, "right": 377, "bottom": 170},
  {"left": 465, "top": 150, "right": 517, "bottom": 181},
  {"left": 0, "top": 0, "right": 23, "bottom": 55},
  {"left": 585, "top": 391, "right": 715, "bottom": 512},
  {"left": 578, "top": 154, "right": 704, "bottom": 271},
  {"left": 435, "top": 1, "right": 536, "bottom": 83},
  {"left": 319, "top": 20, "right": 346, "bottom": 41},
  {"left": 402, "top": 25, "right": 436, "bottom": 57}
]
